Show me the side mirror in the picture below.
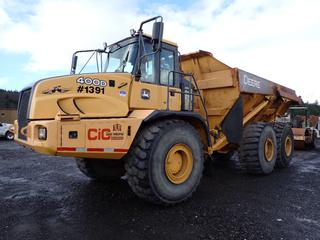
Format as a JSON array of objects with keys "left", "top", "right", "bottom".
[
  {"left": 70, "top": 55, "right": 78, "bottom": 74},
  {"left": 152, "top": 21, "right": 163, "bottom": 50}
]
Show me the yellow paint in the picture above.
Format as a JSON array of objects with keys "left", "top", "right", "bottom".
[
  {"left": 165, "top": 144, "right": 193, "bottom": 184},
  {"left": 285, "top": 136, "right": 293, "bottom": 157},
  {"left": 264, "top": 137, "right": 275, "bottom": 162},
  {"left": 30, "top": 73, "right": 132, "bottom": 119},
  {"left": 15, "top": 109, "right": 155, "bottom": 159},
  {"left": 129, "top": 81, "right": 180, "bottom": 111}
]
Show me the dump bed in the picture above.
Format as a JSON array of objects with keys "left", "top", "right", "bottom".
[{"left": 180, "top": 51, "right": 301, "bottom": 151}]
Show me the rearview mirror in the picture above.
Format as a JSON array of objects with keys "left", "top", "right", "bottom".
[
  {"left": 152, "top": 21, "right": 163, "bottom": 49},
  {"left": 70, "top": 55, "right": 78, "bottom": 74}
]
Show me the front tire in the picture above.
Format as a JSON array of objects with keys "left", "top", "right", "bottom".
[
  {"left": 75, "top": 158, "right": 125, "bottom": 181},
  {"left": 125, "top": 120, "right": 204, "bottom": 205}
]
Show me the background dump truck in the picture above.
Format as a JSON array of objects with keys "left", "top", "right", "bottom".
[
  {"left": 15, "top": 17, "right": 300, "bottom": 205},
  {"left": 283, "top": 107, "right": 318, "bottom": 149}
]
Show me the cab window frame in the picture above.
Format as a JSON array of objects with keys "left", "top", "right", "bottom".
[
  {"left": 160, "top": 48, "right": 175, "bottom": 87},
  {"left": 158, "top": 43, "right": 179, "bottom": 88},
  {"left": 138, "top": 41, "right": 158, "bottom": 85},
  {"left": 136, "top": 38, "right": 179, "bottom": 88}
]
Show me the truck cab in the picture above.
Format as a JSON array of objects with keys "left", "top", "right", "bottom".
[{"left": 15, "top": 16, "right": 200, "bottom": 159}]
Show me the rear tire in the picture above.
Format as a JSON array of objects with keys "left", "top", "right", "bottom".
[
  {"left": 75, "top": 158, "right": 125, "bottom": 181},
  {"left": 274, "top": 123, "right": 294, "bottom": 168},
  {"left": 5, "top": 131, "right": 14, "bottom": 140},
  {"left": 240, "top": 123, "right": 277, "bottom": 175},
  {"left": 125, "top": 120, "right": 204, "bottom": 205}
]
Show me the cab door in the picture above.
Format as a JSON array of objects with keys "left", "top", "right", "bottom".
[{"left": 129, "top": 44, "right": 181, "bottom": 111}]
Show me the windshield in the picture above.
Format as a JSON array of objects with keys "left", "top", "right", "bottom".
[
  {"left": 105, "top": 43, "right": 138, "bottom": 73},
  {"left": 73, "top": 41, "right": 138, "bottom": 75}
]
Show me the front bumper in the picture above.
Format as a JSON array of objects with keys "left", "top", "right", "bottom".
[{"left": 14, "top": 117, "right": 143, "bottom": 159}]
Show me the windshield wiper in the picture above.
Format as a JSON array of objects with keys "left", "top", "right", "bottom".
[{"left": 115, "top": 50, "right": 130, "bottom": 72}]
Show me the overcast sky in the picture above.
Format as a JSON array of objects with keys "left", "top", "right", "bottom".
[{"left": 0, "top": 0, "right": 319, "bottom": 103}]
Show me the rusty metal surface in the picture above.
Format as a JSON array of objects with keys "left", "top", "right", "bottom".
[{"left": 276, "top": 85, "right": 302, "bottom": 103}]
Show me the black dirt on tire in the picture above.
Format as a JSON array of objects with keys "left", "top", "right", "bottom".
[
  {"left": 274, "top": 122, "right": 294, "bottom": 168},
  {"left": 125, "top": 119, "right": 204, "bottom": 205},
  {"left": 75, "top": 158, "right": 125, "bottom": 181},
  {"left": 240, "top": 122, "right": 277, "bottom": 175}
]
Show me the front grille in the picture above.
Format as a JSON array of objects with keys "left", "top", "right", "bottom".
[{"left": 17, "top": 88, "right": 32, "bottom": 140}]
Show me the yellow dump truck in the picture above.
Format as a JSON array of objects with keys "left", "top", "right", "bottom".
[{"left": 15, "top": 17, "right": 300, "bottom": 205}]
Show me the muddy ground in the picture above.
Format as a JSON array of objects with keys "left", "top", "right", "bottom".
[{"left": 0, "top": 139, "right": 319, "bottom": 240}]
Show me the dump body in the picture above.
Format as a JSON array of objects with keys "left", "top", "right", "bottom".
[{"left": 180, "top": 51, "right": 300, "bottom": 151}]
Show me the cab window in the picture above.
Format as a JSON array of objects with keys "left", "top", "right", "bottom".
[
  {"left": 160, "top": 49, "right": 174, "bottom": 86},
  {"left": 140, "top": 43, "right": 156, "bottom": 84},
  {"left": 140, "top": 54, "right": 155, "bottom": 84}
]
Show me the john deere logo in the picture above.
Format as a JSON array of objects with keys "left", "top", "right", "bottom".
[{"left": 141, "top": 89, "right": 150, "bottom": 99}]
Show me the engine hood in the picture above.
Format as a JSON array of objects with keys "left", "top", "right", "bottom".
[{"left": 28, "top": 73, "right": 132, "bottom": 119}]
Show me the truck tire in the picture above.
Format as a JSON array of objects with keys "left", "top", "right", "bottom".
[
  {"left": 274, "top": 123, "right": 294, "bottom": 168},
  {"left": 125, "top": 120, "right": 204, "bottom": 205},
  {"left": 75, "top": 158, "right": 125, "bottom": 181},
  {"left": 5, "top": 131, "right": 14, "bottom": 140},
  {"left": 240, "top": 123, "right": 277, "bottom": 175}
]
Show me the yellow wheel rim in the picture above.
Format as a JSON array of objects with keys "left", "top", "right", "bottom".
[
  {"left": 165, "top": 144, "right": 193, "bottom": 184},
  {"left": 285, "top": 136, "right": 293, "bottom": 157},
  {"left": 264, "top": 138, "right": 275, "bottom": 162}
]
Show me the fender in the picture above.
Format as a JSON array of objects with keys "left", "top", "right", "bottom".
[{"left": 143, "top": 110, "right": 212, "bottom": 147}]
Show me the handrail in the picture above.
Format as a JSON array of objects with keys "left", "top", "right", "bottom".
[{"left": 167, "top": 70, "right": 210, "bottom": 130}]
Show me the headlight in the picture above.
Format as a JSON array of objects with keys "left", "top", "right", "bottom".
[{"left": 38, "top": 127, "right": 47, "bottom": 140}]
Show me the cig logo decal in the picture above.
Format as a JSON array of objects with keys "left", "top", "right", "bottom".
[{"left": 87, "top": 124, "right": 124, "bottom": 141}]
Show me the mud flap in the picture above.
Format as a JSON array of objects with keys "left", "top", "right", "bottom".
[{"left": 221, "top": 97, "right": 243, "bottom": 145}]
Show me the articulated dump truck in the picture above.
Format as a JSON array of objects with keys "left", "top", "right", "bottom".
[{"left": 15, "top": 17, "right": 300, "bottom": 205}]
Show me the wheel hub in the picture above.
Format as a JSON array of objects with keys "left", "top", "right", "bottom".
[
  {"left": 285, "top": 136, "right": 293, "bottom": 157},
  {"left": 264, "top": 138, "right": 274, "bottom": 162},
  {"left": 165, "top": 144, "right": 193, "bottom": 184}
]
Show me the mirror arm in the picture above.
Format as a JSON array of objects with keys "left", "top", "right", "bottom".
[
  {"left": 139, "top": 16, "right": 163, "bottom": 31},
  {"left": 134, "top": 16, "right": 163, "bottom": 81}
]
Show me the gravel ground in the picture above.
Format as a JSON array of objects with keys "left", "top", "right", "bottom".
[{"left": 0, "top": 139, "right": 320, "bottom": 240}]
